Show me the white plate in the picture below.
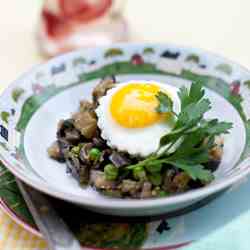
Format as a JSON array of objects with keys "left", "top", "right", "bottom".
[{"left": 0, "top": 43, "right": 249, "bottom": 216}]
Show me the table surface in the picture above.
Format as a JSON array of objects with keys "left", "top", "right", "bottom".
[
  {"left": 2, "top": 0, "right": 250, "bottom": 89},
  {"left": 1, "top": 1, "right": 250, "bottom": 249}
]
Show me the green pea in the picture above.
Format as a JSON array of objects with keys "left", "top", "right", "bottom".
[
  {"left": 158, "top": 191, "right": 168, "bottom": 197},
  {"left": 104, "top": 164, "right": 118, "bottom": 181},
  {"left": 89, "top": 148, "right": 101, "bottom": 161},
  {"left": 133, "top": 166, "right": 147, "bottom": 180}
]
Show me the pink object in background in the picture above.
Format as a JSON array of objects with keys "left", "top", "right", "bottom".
[{"left": 37, "top": 0, "right": 129, "bottom": 57}]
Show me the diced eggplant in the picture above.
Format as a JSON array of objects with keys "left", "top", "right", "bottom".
[
  {"left": 64, "top": 129, "right": 81, "bottom": 143},
  {"left": 92, "top": 136, "right": 106, "bottom": 148},
  {"left": 57, "top": 119, "right": 74, "bottom": 138},
  {"left": 66, "top": 154, "right": 81, "bottom": 181},
  {"left": 203, "top": 159, "right": 221, "bottom": 172},
  {"left": 109, "top": 152, "right": 131, "bottom": 168},
  {"left": 66, "top": 154, "right": 89, "bottom": 184},
  {"left": 57, "top": 138, "right": 71, "bottom": 157},
  {"left": 57, "top": 119, "right": 81, "bottom": 144}
]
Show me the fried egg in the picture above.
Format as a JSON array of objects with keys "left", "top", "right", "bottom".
[{"left": 96, "top": 80, "right": 181, "bottom": 156}]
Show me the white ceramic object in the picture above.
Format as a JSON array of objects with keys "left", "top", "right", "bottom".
[{"left": 0, "top": 44, "right": 249, "bottom": 216}]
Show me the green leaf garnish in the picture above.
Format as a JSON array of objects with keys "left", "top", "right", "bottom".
[
  {"left": 148, "top": 173, "right": 162, "bottom": 186},
  {"left": 155, "top": 91, "right": 174, "bottom": 114},
  {"left": 145, "top": 162, "right": 162, "bottom": 173},
  {"left": 178, "top": 81, "right": 205, "bottom": 110},
  {"left": 126, "top": 81, "right": 233, "bottom": 183},
  {"left": 168, "top": 161, "right": 214, "bottom": 182},
  {"left": 175, "top": 98, "right": 211, "bottom": 128}
]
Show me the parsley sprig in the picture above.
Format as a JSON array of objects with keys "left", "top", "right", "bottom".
[{"left": 126, "top": 81, "right": 233, "bottom": 183}]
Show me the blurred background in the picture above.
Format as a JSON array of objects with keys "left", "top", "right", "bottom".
[{"left": 1, "top": 0, "right": 250, "bottom": 88}]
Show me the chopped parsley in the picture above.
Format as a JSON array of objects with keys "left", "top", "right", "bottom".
[{"left": 126, "top": 81, "right": 233, "bottom": 183}]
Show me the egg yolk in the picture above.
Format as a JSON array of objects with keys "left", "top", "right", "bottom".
[{"left": 110, "top": 83, "right": 171, "bottom": 128}]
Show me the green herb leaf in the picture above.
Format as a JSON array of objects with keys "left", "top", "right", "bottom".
[
  {"left": 169, "top": 131, "right": 208, "bottom": 159},
  {"left": 160, "top": 101, "right": 208, "bottom": 149},
  {"left": 160, "top": 126, "right": 188, "bottom": 147},
  {"left": 155, "top": 91, "right": 173, "bottom": 114},
  {"left": 133, "top": 166, "right": 147, "bottom": 180},
  {"left": 169, "top": 161, "right": 214, "bottom": 182},
  {"left": 158, "top": 190, "right": 169, "bottom": 197},
  {"left": 186, "top": 151, "right": 210, "bottom": 164},
  {"left": 178, "top": 86, "right": 190, "bottom": 110},
  {"left": 189, "top": 81, "right": 205, "bottom": 103},
  {"left": 148, "top": 173, "right": 162, "bottom": 186},
  {"left": 145, "top": 162, "right": 162, "bottom": 173},
  {"left": 176, "top": 98, "right": 211, "bottom": 128},
  {"left": 125, "top": 81, "right": 233, "bottom": 185},
  {"left": 205, "top": 120, "right": 233, "bottom": 135},
  {"left": 178, "top": 81, "right": 204, "bottom": 110}
]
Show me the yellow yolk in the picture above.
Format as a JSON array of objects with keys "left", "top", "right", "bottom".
[{"left": 110, "top": 83, "right": 171, "bottom": 128}]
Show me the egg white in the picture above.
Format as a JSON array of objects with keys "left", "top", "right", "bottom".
[{"left": 95, "top": 80, "right": 181, "bottom": 157}]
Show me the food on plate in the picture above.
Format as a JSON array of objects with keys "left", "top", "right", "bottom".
[{"left": 48, "top": 76, "right": 232, "bottom": 198}]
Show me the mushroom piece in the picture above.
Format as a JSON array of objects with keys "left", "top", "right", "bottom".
[
  {"left": 92, "top": 76, "right": 116, "bottom": 105},
  {"left": 57, "top": 119, "right": 81, "bottom": 144},
  {"left": 209, "top": 137, "right": 224, "bottom": 161},
  {"left": 205, "top": 136, "right": 224, "bottom": 172},
  {"left": 162, "top": 169, "right": 176, "bottom": 193},
  {"left": 72, "top": 111, "right": 97, "bottom": 139},
  {"left": 57, "top": 119, "right": 74, "bottom": 137},
  {"left": 78, "top": 165, "right": 90, "bottom": 185},
  {"left": 172, "top": 172, "right": 191, "bottom": 192},
  {"left": 79, "top": 100, "right": 96, "bottom": 115},
  {"left": 140, "top": 182, "right": 152, "bottom": 198},
  {"left": 120, "top": 179, "right": 140, "bottom": 194}
]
